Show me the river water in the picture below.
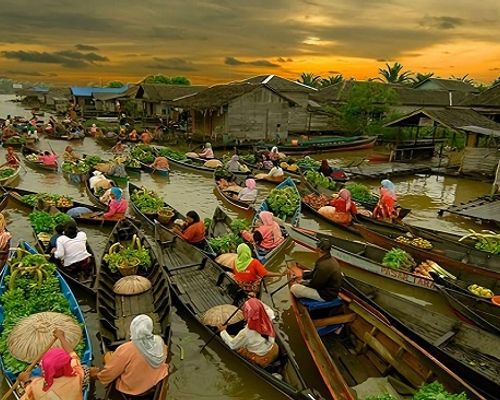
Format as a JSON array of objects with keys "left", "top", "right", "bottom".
[{"left": 0, "top": 95, "right": 493, "bottom": 399}]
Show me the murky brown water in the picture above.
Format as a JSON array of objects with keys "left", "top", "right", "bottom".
[{"left": 0, "top": 96, "right": 494, "bottom": 399}]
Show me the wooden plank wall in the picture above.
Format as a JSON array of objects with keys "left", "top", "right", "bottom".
[{"left": 460, "top": 147, "right": 500, "bottom": 176}]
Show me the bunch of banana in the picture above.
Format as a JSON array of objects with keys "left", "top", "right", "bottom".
[
  {"left": 8, "top": 249, "right": 52, "bottom": 290},
  {"left": 468, "top": 284, "right": 495, "bottom": 298}
]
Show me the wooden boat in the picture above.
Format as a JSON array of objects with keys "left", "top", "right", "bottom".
[
  {"left": 0, "top": 165, "right": 20, "bottom": 186},
  {"left": 256, "top": 177, "right": 301, "bottom": 226},
  {"left": 0, "top": 241, "right": 93, "bottom": 400},
  {"left": 21, "top": 146, "right": 58, "bottom": 172},
  {"left": 168, "top": 155, "right": 251, "bottom": 177},
  {"left": 260, "top": 135, "right": 376, "bottom": 155},
  {"left": 344, "top": 276, "right": 500, "bottom": 400},
  {"left": 154, "top": 223, "right": 318, "bottom": 400},
  {"left": 128, "top": 182, "right": 215, "bottom": 256},
  {"left": 2, "top": 137, "right": 26, "bottom": 149},
  {"left": 85, "top": 169, "right": 114, "bottom": 209},
  {"left": 437, "top": 284, "right": 500, "bottom": 336},
  {"left": 287, "top": 262, "right": 484, "bottom": 400},
  {"left": 355, "top": 220, "right": 500, "bottom": 286},
  {"left": 0, "top": 192, "right": 8, "bottom": 212},
  {"left": 98, "top": 219, "right": 171, "bottom": 400},
  {"left": 140, "top": 161, "right": 170, "bottom": 177},
  {"left": 214, "top": 169, "right": 255, "bottom": 213},
  {"left": 5, "top": 186, "right": 117, "bottom": 226}
]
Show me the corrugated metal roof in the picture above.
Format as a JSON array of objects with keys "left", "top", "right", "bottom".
[{"left": 71, "top": 85, "right": 129, "bottom": 97}]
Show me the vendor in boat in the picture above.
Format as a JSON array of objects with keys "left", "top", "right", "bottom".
[
  {"left": 231, "top": 243, "right": 283, "bottom": 293},
  {"left": 53, "top": 220, "right": 91, "bottom": 276},
  {"left": 218, "top": 297, "right": 279, "bottom": 368},
  {"left": 91, "top": 314, "right": 168, "bottom": 398},
  {"left": 269, "top": 146, "right": 280, "bottom": 161},
  {"left": 267, "top": 161, "right": 284, "bottom": 178},
  {"left": 129, "top": 129, "right": 138, "bottom": 142},
  {"left": 38, "top": 150, "right": 58, "bottom": 167},
  {"left": 89, "top": 123, "right": 97, "bottom": 136},
  {"left": 108, "top": 159, "right": 127, "bottom": 178},
  {"left": 0, "top": 212, "right": 12, "bottom": 264},
  {"left": 103, "top": 187, "right": 128, "bottom": 220},
  {"left": 111, "top": 140, "right": 126, "bottom": 155},
  {"left": 151, "top": 155, "right": 170, "bottom": 170},
  {"left": 290, "top": 238, "right": 342, "bottom": 302},
  {"left": 225, "top": 154, "right": 242, "bottom": 173},
  {"left": 319, "top": 188, "right": 357, "bottom": 225},
  {"left": 89, "top": 171, "right": 112, "bottom": 193},
  {"left": 63, "top": 146, "right": 80, "bottom": 162},
  {"left": 47, "top": 223, "right": 64, "bottom": 254},
  {"left": 140, "top": 129, "right": 153, "bottom": 144},
  {"left": 198, "top": 142, "right": 214, "bottom": 159},
  {"left": 3, "top": 146, "right": 20, "bottom": 167},
  {"left": 19, "top": 329, "right": 85, "bottom": 400},
  {"left": 173, "top": 210, "right": 206, "bottom": 248},
  {"left": 242, "top": 211, "right": 284, "bottom": 252},
  {"left": 373, "top": 179, "right": 399, "bottom": 221},
  {"left": 318, "top": 159, "right": 333, "bottom": 177},
  {"left": 237, "top": 178, "right": 258, "bottom": 203}
]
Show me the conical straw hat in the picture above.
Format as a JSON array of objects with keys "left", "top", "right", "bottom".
[
  {"left": 202, "top": 304, "right": 244, "bottom": 326},
  {"left": 8, "top": 312, "right": 82, "bottom": 362},
  {"left": 113, "top": 275, "right": 152, "bottom": 295}
]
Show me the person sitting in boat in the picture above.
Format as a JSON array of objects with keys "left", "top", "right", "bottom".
[
  {"left": 198, "top": 142, "right": 214, "bottom": 159},
  {"left": 225, "top": 154, "right": 242, "bottom": 173},
  {"left": 318, "top": 159, "right": 334, "bottom": 177},
  {"left": 3, "top": 146, "right": 20, "bottom": 167},
  {"left": 141, "top": 129, "right": 153, "bottom": 144},
  {"left": 91, "top": 314, "right": 168, "bottom": 398},
  {"left": 151, "top": 156, "right": 170, "bottom": 170},
  {"left": 231, "top": 243, "right": 283, "bottom": 293},
  {"left": 373, "top": 179, "right": 399, "bottom": 221},
  {"left": 111, "top": 140, "right": 126, "bottom": 155},
  {"left": 38, "top": 150, "right": 58, "bottom": 166},
  {"left": 47, "top": 223, "right": 65, "bottom": 254},
  {"left": 318, "top": 189, "right": 358, "bottom": 225},
  {"left": 89, "top": 123, "right": 97, "bottom": 136},
  {"left": 108, "top": 159, "right": 127, "bottom": 178},
  {"left": 129, "top": 129, "right": 138, "bottom": 142},
  {"left": 173, "top": 210, "right": 206, "bottom": 248},
  {"left": 63, "top": 146, "right": 80, "bottom": 162},
  {"left": 269, "top": 146, "right": 280, "bottom": 161},
  {"left": 237, "top": 178, "right": 258, "bottom": 203},
  {"left": 290, "top": 238, "right": 342, "bottom": 302},
  {"left": 103, "top": 187, "right": 127, "bottom": 220},
  {"left": 242, "top": 211, "right": 284, "bottom": 252},
  {"left": 53, "top": 220, "right": 91, "bottom": 276},
  {"left": 19, "top": 329, "right": 86, "bottom": 400},
  {"left": 218, "top": 297, "right": 279, "bottom": 368},
  {"left": 89, "top": 171, "right": 112, "bottom": 193},
  {"left": 0, "top": 213, "right": 12, "bottom": 265},
  {"left": 267, "top": 161, "right": 284, "bottom": 179},
  {"left": 2, "top": 126, "right": 17, "bottom": 140}
]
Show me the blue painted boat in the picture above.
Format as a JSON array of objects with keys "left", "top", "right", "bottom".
[
  {"left": 0, "top": 241, "right": 92, "bottom": 400},
  {"left": 252, "top": 177, "right": 300, "bottom": 264}
]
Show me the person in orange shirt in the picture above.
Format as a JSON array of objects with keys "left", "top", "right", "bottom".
[
  {"left": 327, "top": 188, "right": 358, "bottom": 225},
  {"left": 91, "top": 315, "right": 168, "bottom": 398},
  {"left": 140, "top": 129, "right": 153, "bottom": 144},
  {"left": 173, "top": 211, "right": 206, "bottom": 248}
]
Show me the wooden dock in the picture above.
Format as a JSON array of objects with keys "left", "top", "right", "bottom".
[
  {"left": 345, "top": 162, "right": 432, "bottom": 180},
  {"left": 438, "top": 194, "right": 500, "bottom": 226}
]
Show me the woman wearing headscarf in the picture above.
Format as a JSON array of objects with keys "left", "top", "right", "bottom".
[
  {"left": 269, "top": 146, "right": 280, "bottom": 161},
  {"left": 373, "top": 179, "right": 399, "bottom": 221},
  {"left": 198, "top": 142, "right": 214, "bottom": 159},
  {"left": 318, "top": 159, "right": 333, "bottom": 177},
  {"left": 225, "top": 154, "right": 241, "bottom": 172},
  {"left": 91, "top": 315, "right": 168, "bottom": 397},
  {"left": 53, "top": 220, "right": 91, "bottom": 276},
  {"left": 3, "top": 146, "right": 20, "bottom": 167},
  {"left": 255, "top": 211, "right": 284, "bottom": 251},
  {"left": 218, "top": 298, "right": 279, "bottom": 368},
  {"left": 0, "top": 212, "right": 12, "bottom": 266},
  {"left": 20, "top": 329, "right": 85, "bottom": 400},
  {"left": 321, "top": 188, "right": 358, "bottom": 225},
  {"left": 103, "top": 187, "right": 128, "bottom": 220},
  {"left": 231, "top": 243, "right": 282, "bottom": 293},
  {"left": 237, "top": 178, "right": 258, "bottom": 203},
  {"left": 63, "top": 146, "right": 80, "bottom": 162}
]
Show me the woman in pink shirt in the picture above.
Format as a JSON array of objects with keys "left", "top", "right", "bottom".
[
  {"left": 103, "top": 187, "right": 127, "bottom": 220},
  {"left": 198, "top": 142, "right": 214, "bottom": 159},
  {"left": 38, "top": 151, "right": 58, "bottom": 166}
]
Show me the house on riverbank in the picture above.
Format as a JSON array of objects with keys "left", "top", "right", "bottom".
[{"left": 71, "top": 85, "right": 130, "bottom": 116}]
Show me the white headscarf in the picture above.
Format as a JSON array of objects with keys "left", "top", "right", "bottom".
[{"left": 130, "top": 314, "right": 166, "bottom": 368}]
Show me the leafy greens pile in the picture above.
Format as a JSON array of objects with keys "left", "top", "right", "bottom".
[
  {"left": 267, "top": 187, "right": 300, "bottom": 219},
  {"left": 131, "top": 187, "right": 164, "bottom": 214},
  {"left": 208, "top": 218, "right": 251, "bottom": 255},
  {"left": 345, "top": 183, "right": 378, "bottom": 204},
  {"left": 305, "top": 170, "right": 338, "bottom": 190},
  {"left": 28, "top": 211, "right": 73, "bottom": 234},
  {"left": 366, "top": 381, "right": 469, "bottom": 400}
]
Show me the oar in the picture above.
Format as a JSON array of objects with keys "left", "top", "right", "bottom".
[
  {"left": 269, "top": 260, "right": 300, "bottom": 297},
  {"left": 199, "top": 302, "right": 245, "bottom": 353},
  {"left": 1, "top": 336, "right": 58, "bottom": 400}
]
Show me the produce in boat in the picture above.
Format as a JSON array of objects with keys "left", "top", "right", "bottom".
[
  {"left": 345, "top": 182, "right": 378, "bottom": 204},
  {"left": 267, "top": 186, "right": 300, "bottom": 219},
  {"left": 396, "top": 235, "right": 433, "bottom": 249},
  {"left": 130, "top": 187, "right": 165, "bottom": 215},
  {"left": 207, "top": 218, "right": 250, "bottom": 255},
  {"left": 382, "top": 248, "right": 416, "bottom": 271},
  {"left": 28, "top": 211, "right": 73, "bottom": 234},
  {"left": 296, "top": 157, "right": 320, "bottom": 170},
  {"left": 21, "top": 193, "right": 73, "bottom": 208},
  {"left": 365, "top": 381, "right": 470, "bottom": 400},
  {"left": 155, "top": 147, "right": 186, "bottom": 161},
  {"left": 130, "top": 144, "right": 155, "bottom": 163},
  {"left": 467, "top": 284, "right": 494, "bottom": 298},
  {"left": 304, "top": 170, "right": 337, "bottom": 190},
  {"left": 0, "top": 168, "right": 15, "bottom": 179},
  {"left": 302, "top": 193, "right": 330, "bottom": 209},
  {"left": 459, "top": 229, "right": 500, "bottom": 255},
  {"left": 103, "top": 234, "right": 152, "bottom": 274}
]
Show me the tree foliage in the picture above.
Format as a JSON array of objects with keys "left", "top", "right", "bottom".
[
  {"left": 492, "top": 76, "right": 500, "bottom": 87},
  {"left": 450, "top": 74, "right": 475, "bottom": 85},
  {"left": 297, "top": 72, "right": 321, "bottom": 88},
  {"left": 412, "top": 72, "right": 434, "bottom": 84},
  {"left": 339, "top": 82, "right": 398, "bottom": 135},
  {"left": 107, "top": 81, "right": 125, "bottom": 88},
  {"left": 145, "top": 75, "right": 191, "bottom": 85},
  {"left": 377, "top": 62, "right": 413, "bottom": 84},
  {"left": 320, "top": 74, "right": 343, "bottom": 88}
]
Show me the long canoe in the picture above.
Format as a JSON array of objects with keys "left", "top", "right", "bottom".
[
  {"left": 140, "top": 161, "right": 170, "bottom": 177},
  {"left": 85, "top": 169, "right": 114, "bottom": 209},
  {"left": 21, "top": 146, "right": 58, "bottom": 172},
  {"left": 0, "top": 241, "right": 93, "bottom": 400},
  {"left": 154, "top": 223, "right": 318, "bottom": 400},
  {"left": 0, "top": 192, "right": 8, "bottom": 212},
  {"left": 98, "top": 219, "right": 171, "bottom": 400},
  {"left": 213, "top": 169, "right": 255, "bottom": 213},
  {"left": 355, "top": 221, "right": 500, "bottom": 286},
  {"left": 344, "top": 276, "right": 499, "bottom": 399},
  {"left": 168, "top": 155, "right": 252, "bottom": 177},
  {"left": 287, "top": 262, "right": 481, "bottom": 400},
  {"left": 4, "top": 186, "right": 117, "bottom": 226}
]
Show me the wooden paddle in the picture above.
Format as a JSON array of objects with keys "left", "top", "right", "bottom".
[{"left": 1, "top": 336, "right": 58, "bottom": 400}]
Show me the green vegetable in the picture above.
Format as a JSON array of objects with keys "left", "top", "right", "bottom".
[
  {"left": 62, "top": 161, "right": 90, "bottom": 174},
  {"left": 204, "top": 218, "right": 212, "bottom": 230},
  {"left": 382, "top": 248, "right": 415, "bottom": 271},
  {"left": 230, "top": 218, "right": 251, "bottom": 234},
  {"left": 28, "top": 211, "right": 73, "bottom": 234},
  {"left": 305, "top": 170, "right": 338, "bottom": 191},
  {"left": 267, "top": 187, "right": 300, "bottom": 220},
  {"left": 155, "top": 147, "right": 186, "bottom": 161},
  {"left": 413, "top": 381, "right": 468, "bottom": 400},
  {"left": 208, "top": 232, "right": 244, "bottom": 254},
  {"left": 459, "top": 229, "right": 500, "bottom": 255},
  {"left": 131, "top": 187, "right": 165, "bottom": 214},
  {"left": 296, "top": 157, "right": 320, "bottom": 170},
  {"left": 0, "top": 168, "right": 15, "bottom": 179},
  {"left": 130, "top": 144, "right": 156, "bottom": 163},
  {"left": 345, "top": 183, "right": 378, "bottom": 204},
  {"left": 21, "top": 193, "right": 73, "bottom": 208},
  {"left": 5, "top": 136, "right": 25, "bottom": 144}
]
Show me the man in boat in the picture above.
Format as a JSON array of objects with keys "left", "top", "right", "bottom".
[
  {"left": 91, "top": 314, "right": 168, "bottom": 398},
  {"left": 140, "top": 129, "right": 153, "bottom": 144},
  {"left": 151, "top": 155, "right": 169, "bottom": 170},
  {"left": 3, "top": 146, "right": 20, "bottom": 167},
  {"left": 38, "top": 150, "right": 58, "bottom": 167},
  {"left": 218, "top": 297, "right": 279, "bottom": 368},
  {"left": 19, "top": 329, "right": 86, "bottom": 400},
  {"left": 53, "top": 220, "right": 92, "bottom": 277},
  {"left": 63, "top": 146, "right": 80, "bottom": 162},
  {"left": 290, "top": 238, "right": 342, "bottom": 302},
  {"left": 225, "top": 154, "right": 242, "bottom": 173},
  {"left": 173, "top": 210, "right": 206, "bottom": 248}
]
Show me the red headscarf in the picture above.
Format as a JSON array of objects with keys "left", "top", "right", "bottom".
[
  {"left": 40, "top": 348, "right": 75, "bottom": 391},
  {"left": 338, "top": 189, "right": 353, "bottom": 212},
  {"left": 243, "top": 298, "right": 275, "bottom": 338}
]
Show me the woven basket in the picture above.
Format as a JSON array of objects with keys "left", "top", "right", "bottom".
[
  {"left": 158, "top": 208, "right": 174, "bottom": 225},
  {"left": 117, "top": 258, "right": 140, "bottom": 276}
]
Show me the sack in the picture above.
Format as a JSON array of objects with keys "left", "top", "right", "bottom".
[
  {"left": 185, "top": 152, "right": 199, "bottom": 158},
  {"left": 204, "top": 159, "right": 223, "bottom": 168},
  {"left": 215, "top": 253, "right": 237, "bottom": 268}
]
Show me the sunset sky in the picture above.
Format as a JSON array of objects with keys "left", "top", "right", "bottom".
[{"left": 0, "top": 0, "right": 498, "bottom": 85}]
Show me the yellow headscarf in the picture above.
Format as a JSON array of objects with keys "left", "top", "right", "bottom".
[{"left": 235, "top": 243, "right": 253, "bottom": 272}]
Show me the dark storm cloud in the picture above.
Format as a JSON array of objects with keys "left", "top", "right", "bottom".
[
  {"left": 419, "top": 16, "right": 465, "bottom": 30},
  {"left": 2, "top": 49, "right": 109, "bottom": 68},
  {"left": 225, "top": 57, "right": 280, "bottom": 68},
  {"left": 276, "top": 57, "right": 293, "bottom": 63},
  {"left": 147, "top": 57, "right": 198, "bottom": 71},
  {"left": 75, "top": 44, "right": 99, "bottom": 51}
]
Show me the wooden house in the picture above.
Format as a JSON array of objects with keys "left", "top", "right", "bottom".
[
  {"left": 173, "top": 82, "right": 296, "bottom": 142},
  {"left": 413, "top": 78, "right": 479, "bottom": 93},
  {"left": 71, "top": 85, "right": 130, "bottom": 116},
  {"left": 459, "top": 83, "right": 500, "bottom": 122}
]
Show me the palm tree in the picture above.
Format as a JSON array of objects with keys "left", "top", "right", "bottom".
[
  {"left": 298, "top": 72, "right": 321, "bottom": 88},
  {"left": 320, "top": 74, "right": 343, "bottom": 88},
  {"left": 492, "top": 76, "right": 500, "bottom": 87},
  {"left": 450, "top": 74, "right": 475, "bottom": 85},
  {"left": 377, "top": 62, "right": 413, "bottom": 84},
  {"left": 412, "top": 72, "right": 434, "bottom": 84}
]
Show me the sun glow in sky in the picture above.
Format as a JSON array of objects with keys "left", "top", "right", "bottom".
[{"left": 0, "top": 0, "right": 498, "bottom": 85}]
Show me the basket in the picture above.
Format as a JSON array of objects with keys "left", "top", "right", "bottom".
[
  {"left": 158, "top": 207, "right": 175, "bottom": 225},
  {"left": 117, "top": 257, "right": 141, "bottom": 276}
]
